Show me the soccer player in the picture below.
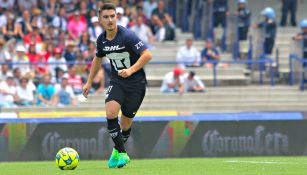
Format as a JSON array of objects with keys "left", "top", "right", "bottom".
[{"left": 82, "top": 3, "right": 152, "bottom": 168}]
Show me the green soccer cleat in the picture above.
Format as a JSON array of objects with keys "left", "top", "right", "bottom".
[
  {"left": 117, "top": 152, "right": 130, "bottom": 168},
  {"left": 108, "top": 148, "right": 119, "bottom": 168}
]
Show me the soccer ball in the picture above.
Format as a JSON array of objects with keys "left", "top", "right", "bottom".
[{"left": 55, "top": 147, "right": 80, "bottom": 170}]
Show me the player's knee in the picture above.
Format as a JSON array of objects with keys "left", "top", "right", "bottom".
[{"left": 106, "top": 110, "right": 119, "bottom": 119}]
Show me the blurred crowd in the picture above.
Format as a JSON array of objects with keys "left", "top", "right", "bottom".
[
  {"left": 0, "top": 0, "right": 306, "bottom": 106},
  {"left": 0, "top": 0, "right": 176, "bottom": 107}
]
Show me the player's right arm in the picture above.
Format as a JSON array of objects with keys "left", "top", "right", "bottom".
[
  {"left": 83, "top": 34, "right": 106, "bottom": 98},
  {"left": 83, "top": 56, "right": 103, "bottom": 98}
]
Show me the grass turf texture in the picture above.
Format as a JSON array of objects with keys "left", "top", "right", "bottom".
[{"left": 0, "top": 157, "right": 307, "bottom": 175}]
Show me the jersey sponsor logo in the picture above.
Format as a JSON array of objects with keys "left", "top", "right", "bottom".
[
  {"left": 103, "top": 45, "right": 125, "bottom": 51},
  {"left": 135, "top": 41, "right": 144, "bottom": 50}
]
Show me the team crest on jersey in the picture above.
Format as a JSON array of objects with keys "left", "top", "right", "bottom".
[{"left": 103, "top": 45, "right": 125, "bottom": 51}]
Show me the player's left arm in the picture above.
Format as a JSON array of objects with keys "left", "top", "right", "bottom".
[{"left": 119, "top": 49, "right": 152, "bottom": 78}]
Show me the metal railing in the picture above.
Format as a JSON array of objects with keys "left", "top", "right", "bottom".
[
  {"left": 0, "top": 57, "right": 276, "bottom": 87},
  {"left": 149, "top": 57, "right": 275, "bottom": 86},
  {"left": 289, "top": 54, "right": 307, "bottom": 90}
]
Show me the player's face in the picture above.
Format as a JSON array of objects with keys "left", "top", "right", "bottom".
[{"left": 99, "top": 10, "right": 117, "bottom": 31}]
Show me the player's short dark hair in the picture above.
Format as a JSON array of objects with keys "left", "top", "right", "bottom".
[{"left": 98, "top": 3, "right": 116, "bottom": 15}]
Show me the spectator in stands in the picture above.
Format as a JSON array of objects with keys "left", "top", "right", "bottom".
[
  {"left": 86, "top": 8, "right": 97, "bottom": 26},
  {"left": 23, "top": 26, "right": 42, "bottom": 47},
  {"left": 79, "top": 0, "right": 88, "bottom": 17},
  {"left": 212, "top": 0, "right": 229, "bottom": 29},
  {"left": 176, "top": 38, "right": 201, "bottom": 68},
  {"left": 155, "top": 17, "right": 166, "bottom": 42},
  {"left": 74, "top": 54, "right": 88, "bottom": 80},
  {"left": 64, "top": 40, "right": 77, "bottom": 66},
  {"left": 30, "top": 11, "right": 40, "bottom": 26},
  {"left": 130, "top": 16, "right": 155, "bottom": 46},
  {"left": 27, "top": 42, "right": 38, "bottom": 63},
  {"left": 44, "top": 0, "right": 59, "bottom": 19},
  {"left": 0, "top": 90, "right": 10, "bottom": 107},
  {"left": 136, "top": 5, "right": 149, "bottom": 25},
  {"left": 124, "top": 6, "right": 134, "bottom": 27},
  {"left": 84, "top": 41, "right": 96, "bottom": 61},
  {"left": 144, "top": 0, "right": 157, "bottom": 18},
  {"left": 0, "top": 9, "right": 8, "bottom": 29},
  {"left": 90, "top": 67, "right": 105, "bottom": 94},
  {"left": 36, "top": 74, "right": 55, "bottom": 106},
  {"left": 280, "top": 0, "right": 297, "bottom": 27},
  {"left": 88, "top": 16, "right": 103, "bottom": 41},
  {"left": 2, "top": 13, "right": 17, "bottom": 41},
  {"left": 16, "top": 77, "right": 35, "bottom": 106},
  {"left": 44, "top": 41, "right": 55, "bottom": 58},
  {"left": 66, "top": 66, "right": 83, "bottom": 94},
  {"left": 37, "top": 14, "right": 48, "bottom": 36},
  {"left": 160, "top": 67, "right": 185, "bottom": 94},
  {"left": 51, "top": 68, "right": 65, "bottom": 84},
  {"left": 293, "top": 19, "right": 307, "bottom": 65},
  {"left": 235, "top": 0, "right": 251, "bottom": 41},
  {"left": 116, "top": 6, "right": 129, "bottom": 28},
  {"left": 183, "top": 71, "right": 205, "bottom": 92},
  {"left": 33, "top": 52, "right": 49, "bottom": 77},
  {"left": 0, "top": 63, "right": 12, "bottom": 81},
  {"left": 152, "top": 0, "right": 167, "bottom": 20},
  {"left": 48, "top": 47, "right": 67, "bottom": 77},
  {"left": 18, "top": 0, "right": 37, "bottom": 11},
  {"left": 0, "top": 38, "right": 5, "bottom": 62},
  {"left": 67, "top": 11, "right": 87, "bottom": 42},
  {"left": 52, "top": 7, "right": 68, "bottom": 32},
  {"left": 12, "top": 67, "right": 22, "bottom": 85},
  {"left": 44, "top": 26, "right": 57, "bottom": 46},
  {"left": 78, "top": 32, "right": 90, "bottom": 52},
  {"left": 16, "top": 10, "right": 33, "bottom": 40},
  {"left": 253, "top": 7, "right": 277, "bottom": 55},
  {"left": 0, "top": 76, "right": 18, "bottom": 106},
  {"left": 163, "top": 13, "right": 176, "bottom": 41},
  {"left": 57, "top": 30, "right": 67, "bottom": 49},
  {"left": 201, "top": 39, "right": 221, "bottom": 68},
  {"left": 13, "top": 45, "right": 30, "bottom": 75},
  {"left": 52, "top": 76, "right": 76, "bottom": 106},
  {"left": 0, "top": 0, "right": 14, "bottom": 10},
  {"left": 2, "top": 39, "right": 16, "bottom": 61}
]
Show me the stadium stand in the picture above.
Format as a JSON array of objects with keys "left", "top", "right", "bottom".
[
  {"left": 1, "top": 86, "right": 307, "bottom": 113},
  {"left": 0, "top": 0, "right": 307, "bottom": 115}
]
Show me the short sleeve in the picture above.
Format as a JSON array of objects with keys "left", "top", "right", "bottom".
[
  {"left": 96, "top": 34, "right": 106, "bottom": 58},
  {"left": 37, "top": 84, "right": 44, "bottom": 94},
  {"left": 201, "top": 49, "right": 207, "bottom": 58},
  {"left": 125, "top": 31, "right": 148, "bottom": 55}
]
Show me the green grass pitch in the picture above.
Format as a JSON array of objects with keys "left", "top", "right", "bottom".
[{"left": 1, "top": 157, "right": 307, "bottom": 175}]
